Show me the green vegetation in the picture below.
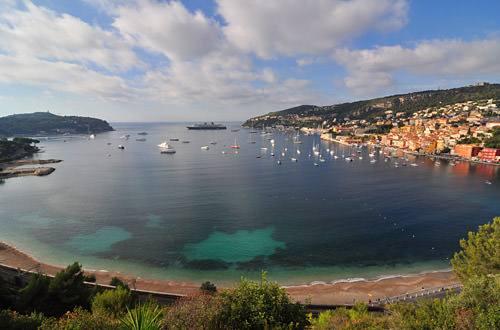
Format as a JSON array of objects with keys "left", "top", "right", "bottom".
[
  {"left": 3, "top": 216, "right": 500, "bottom": 328},
  {"left": 0, "top": 137, "right": 39, "bottom": 163},
  {"left": 244, "top": 83, "right": 500, "bottom": 128},
  {"left": 365, "top": 124, "right": 393, "bottom": 134},
  {"left": 0, "top": 112, "right": 114, "bottom": 137},
  {"left": 457, "top": 136, "right": 481, "bottom": 145},
  {"left": 451, "top": 217, "right": 500, "bottom": 282},
  {"left": 484, "top": 127, "right": 500, "bottom": 148},
  {"left": 200, "top": 281, "right": 217, "bottom": 293}
]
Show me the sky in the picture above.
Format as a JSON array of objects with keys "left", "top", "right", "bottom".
[{"left": 0, "top": 0, "right": 499, "bottom": 122}]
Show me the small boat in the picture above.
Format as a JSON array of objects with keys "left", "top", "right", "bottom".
[
  {"left": 291, "top": 157, "right": 298, "bottom": 162},
  {"left": 256, "top": 156, "right": 261, "bottom": 158},
  {"left": 313, "top": 163, "right": 319, "bottom": 166},
  {"left": 209, "top": 141, "right": 217, "bottom": 145},
  {"left": 370, "top": 159, "right": 376, "bottom": 163},
  {"left": 221, "top": 150, "right": 227, "bottom": 154},
  {"left": 345, "top": 157, "right": 353, "bottom": 161},
  {"left": 260, "top": 147, "right": 268, "bottom": 151},
  {"left": 231, "top": 129, "right": 240, "bottom": 132},
  {"left": 485, "top": 181, "right": 492, "bottom": 185},
  {"left": 293, "top": 131, "right": 302, "bottom": 144},
  {"left": 136, "top": 137, "right": 146, "bottom": 141},
  {"left": 157, "top": 141, "right": 174, "bottom": 149},
  {"left": 137, "top": 132, "right": 148, "bottom": 135},
  {"left": 450, "top": 162, "right": 456, "bottom": 166},
  {"left": 201, "top": 146, "right": 209, "bottom": 150},
  {"left": 118, "top": 145, "right": 125, "bottom": 150},
  {"left": 230, "top": 138, "right": 240, "bottom": 149},
  {"left": 182, "top": 141, "right": 190, "bottom": 143},
  {"left": 120, "top": 134, "right": 130, "bottom": 140},
  {"left": 89, "top": 134, "right": 95, "bottom": 139},
  {"left": 270, "top": 153, "right": 275, "bottom": 156},
  {"left": 161, "top": 149, "right": 176, "bottom": 154},
  {"left": 334, "top": 155, "right": 339, "bottom": 159},
  {"left": 319, "top": 159, "right": 326, "bottom": 163},
  {"left": 170, "top": 138, "right": 179, "bottom": 141},
  {"left": 248, "top": 141, "right": 256, "bottom": 144},
  {"left": 277, "top": 160, "right": 282, "bottom": 165},
  {"left": 410, "top": 163, "right": 419, "bottom": 167}
]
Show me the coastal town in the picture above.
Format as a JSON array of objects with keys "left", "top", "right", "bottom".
[
  {"left": 319, "top": 98, "right": 500, "bottom": 164},
  {"left": 251, "top": 94, "right": 500, "bottom": 164}
]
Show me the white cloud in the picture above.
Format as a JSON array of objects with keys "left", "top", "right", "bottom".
[
  {"left": 113, "top": 0, "right": 221, "bottom": 60},
  {"left": 0, "top": 55, "right": 141, "bottom": 103},
  {"left": 217, "top": 0, "right": 408, "bottom": 58},
  {"left": 333, "top": 38, "right": 500, "bottom": 95},
  {"left": 0, "top": 1, "right": 141, "bottom": 72}
]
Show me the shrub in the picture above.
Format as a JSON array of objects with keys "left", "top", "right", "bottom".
[
  {"left": 163, "top": 293, "right": 225, "bottom": 330},
  {"left": 92, "top": 285, "right": 135, "bottom": 318},
  {"left": 120, "top": 303, "right": 163, "bottom": 330},
  {"left": 218, "top": 272, "right": 309, "bottom": 330},
  {"left": 38, "top": 307, "right": 118, "bottom": 330},
  {"left": 200, "top": 281, "right": 217, "bottom": 293},
  {"left": 0, "top": 309, "right": 44, "bottom": 330}
]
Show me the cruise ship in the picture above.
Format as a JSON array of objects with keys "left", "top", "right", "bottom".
[{"left": 187, "top": 122, "right": 227, "bottom": 130}]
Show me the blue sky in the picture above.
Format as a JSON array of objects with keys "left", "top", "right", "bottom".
[{"left": 0, "top": 0, "right": 499, "bottom": 122}]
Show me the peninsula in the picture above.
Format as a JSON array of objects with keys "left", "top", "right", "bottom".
[
  {"left": 0, "top": 137, "right": 61, "bottom": 180},
  {"left": 0, "top": 112, "right": 114, "bottom": 137}
]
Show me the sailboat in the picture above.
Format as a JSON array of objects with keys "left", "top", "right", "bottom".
[
  {"left": 293, "top": 130, "right": 302, "bottom": 144},
  {"left": 230, "top": 137, "right": 240, "bottom": 149}
]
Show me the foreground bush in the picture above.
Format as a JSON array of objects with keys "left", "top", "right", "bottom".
[
  {"left": 163, "top": 293, "right": 225, "bottom": 330},
  {"left": 120, "top": 303, "right": 164, "bottom": 330},
  {"left": 39, "top": 307, "right": 118, "bottom": 330},
  {"left": 92, "top": 285, "right": 135, "bottom": 318},
  {"left": 0, "top": 309, "right": 44, "bottom": 330},
  {"left": 218, "top": 273, "right": 309, "bottom": 330}
]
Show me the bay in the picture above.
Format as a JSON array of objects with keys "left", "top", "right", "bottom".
[{"left": 1, "top": 122, "right": 499, "bottom": 285}]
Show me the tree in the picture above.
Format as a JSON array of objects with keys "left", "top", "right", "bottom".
[
  {"left": 47, "top": 262, "right": 93, "bottom": 316},
  {"left": 218, "top": 272, "right": 309, "bottom": 330},
  {"left": 200, "top": 281, "right": 217, "bottom": 294},
  {"left": 16, "top": 273, "right": 51, "bottom": 315},
  {"left": 452, "top": 217, "right": 500, "bottom": 281},
  {"left": 110, "top": 276, "right": 129, "bottom": 290}
]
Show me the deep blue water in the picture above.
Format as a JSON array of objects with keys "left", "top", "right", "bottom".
[{"left": 1, "top": 122, "right": 500, "bottom": 285}]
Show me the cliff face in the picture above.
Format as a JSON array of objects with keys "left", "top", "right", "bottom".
[{"left": 0, "top": 112, "right": 114, "bottom": 137}]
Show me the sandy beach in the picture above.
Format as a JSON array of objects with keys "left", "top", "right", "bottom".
[{"left": 0, "top": 241, "right": 459, "bottom": 305}]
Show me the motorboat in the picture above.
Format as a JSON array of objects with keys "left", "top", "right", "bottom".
[
  {"left": 201, "top": 146, "right": 209, "bottom": 150},
  {"left": 157, "top": 141, "right": 173, "bottom": 149},
  {"left": 161, "top": 149, "right": 176, "bottom": 154}
]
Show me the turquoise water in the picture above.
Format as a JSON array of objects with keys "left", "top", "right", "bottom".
[{"left": 1, "top": 122, "right": 499, "bottom": 285}]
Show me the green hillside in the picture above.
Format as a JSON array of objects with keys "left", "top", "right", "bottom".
[
  {"left": 0, "top": 112, "right": 114, "bottom": 137},
  {"left": 244, "top": 83, "right": 500, "bottom": 128}
]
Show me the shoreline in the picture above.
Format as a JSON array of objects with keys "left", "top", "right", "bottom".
[
  {"left": 0, "top": 241, "right": 460, "bottom": 305},
  {"left": 0, "top": 159, "right": 62, "bottom": 179}
]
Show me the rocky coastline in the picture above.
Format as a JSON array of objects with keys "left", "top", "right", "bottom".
[{"left": 0, "top": 159, "right": 61, "bottom": 179}]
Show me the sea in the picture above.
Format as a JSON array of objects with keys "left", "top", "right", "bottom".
[{"left": 1, "top": 122, "right": 499, "bottom": 286}]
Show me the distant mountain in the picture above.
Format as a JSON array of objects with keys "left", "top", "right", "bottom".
[
  {"left": 0, "top": 112, "right": 114, "bottom": 137},
  {"left": 243, "top": 83, "right": 500, "bottom": 128}
]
